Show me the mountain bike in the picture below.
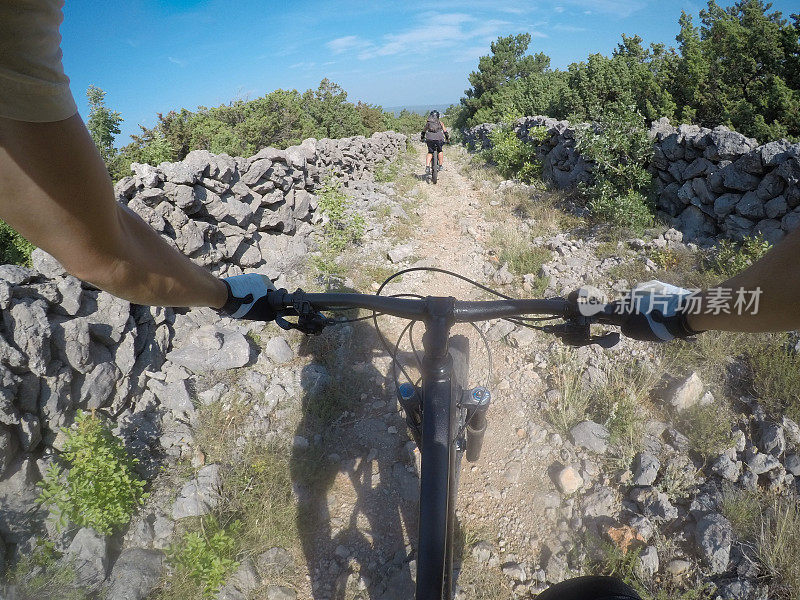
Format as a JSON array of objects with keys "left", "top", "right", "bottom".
[
  {"left": 265, "top": 267, "right": 623, "bottom": 600},
  {"left": 426, "top": 139, "right": 447, "bottom": 184}
]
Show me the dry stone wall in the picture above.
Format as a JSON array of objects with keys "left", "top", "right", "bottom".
[
  {"left": 464, "top": 117, "right": 800, "bottom": 244},
  {"left": 0, "top": 130, "right": 406, "bottom": 562}
]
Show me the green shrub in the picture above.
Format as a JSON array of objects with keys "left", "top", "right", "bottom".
[
  {"left": 748, "top": 334, "right": 800, "bottom": 422},
  {"left": 167, "top": 517, "right": 241, "bottom": 598},
  {"left": 576, "top": 107, "right": 654, "bottom": 229},
  {"left": 483, "top": 123, "right": 545, "bottom": 182},
  {"left": 708, "top": 234, "right": 772, "bottom": 280},
  {"left": 36, "top": 411, "right": 147, "bottom": 535},
  {"left": 0, "top": 220, "right": 35, "bottom": 266},
  {"left": 316, "top": 178, "right": 366, "bottom": 255}
]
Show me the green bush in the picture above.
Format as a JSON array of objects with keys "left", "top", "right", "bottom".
[
  {"left": 36, "top": 411, "right": 147, "bottom": 535},
  {"left": 483, "top": 123, "right": 545, "bottom": 182},
  {"left": 709, "top": 234, "right": 772, "bottom": 279},
  {"left": 316, "top": 178, "right": 366, "bottom": 255},
  {"left": 0, "top": 220, "right": 35, "bottom": 266},
  {"left": 575, "top": 107, "right": 654, "bottom": 229},
  {"left": 167, "top": 517, "right": 241, "bottom": 598}
]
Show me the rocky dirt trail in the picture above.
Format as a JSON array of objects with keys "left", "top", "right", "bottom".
[{"left": 291, "top": 142, "right": 588, "bottom": 600}]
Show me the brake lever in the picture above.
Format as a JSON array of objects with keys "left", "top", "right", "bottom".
[
  {"left": 273, "top": 287, "right": 335, "bottom": 335},
  {"left": 541, "top": 322, "right": 620, "bottom": 348}
]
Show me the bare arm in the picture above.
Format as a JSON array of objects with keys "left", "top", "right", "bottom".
[
  {"left": 0, "top": 113, "right": 227, "bottom": 308},
  {"left": 687, "top": 227, "right": 800, "bottom": 332}
]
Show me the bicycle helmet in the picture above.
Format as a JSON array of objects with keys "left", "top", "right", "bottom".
[{"left": 429, "top": 110, "right": 440, "bottom": 119}]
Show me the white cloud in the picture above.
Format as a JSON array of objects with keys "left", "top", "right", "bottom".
[
  {"left": 328, "top": 12, "right": 512, "bottom": 61},
  {"left": 168, "top": 56, "right": 186, "bottom": 67},
  {"left": 553, "top": 23, "right": 588, "bottom": 33},
  {"left": 326, "top": 35, "right": 368, "bottom": 54},
  {"left": 554, "top": 6, "right": 565, "bottom": 12},
  {"left": 560, "top": 0, "right": 645, "bottom": 18}
]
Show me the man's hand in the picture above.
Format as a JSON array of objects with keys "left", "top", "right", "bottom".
[
  {"left": 608, "top": 280, "right": 704, "bottom": 342},
  {"left": 220, "top": 273, "right": 278, "bottom": 321}
]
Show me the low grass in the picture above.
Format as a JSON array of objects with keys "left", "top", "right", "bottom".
[
  {"left": 747, "top": 334, "right": 800, "bottom": 422},
  {"left": 543, "top": 347, "right": 590, "bottom": 437},
  {"left": 721, "top": 487, "right": 800, "bottom": 600},
  {"left": 592, "top": 539, "right": 716, "bottom": 600},
  {"left": 2, "top": 539, "right": 88, "bottom": 600},
  {"left": 545, "top": 351, "right": 654, "bottom": 472},
  {"left": 489, "top": 226, "right": 551, "bottom": 293},
  {"left": 595, "top": 363, "right": 654, "bottom": 472},
  {"left": 156, "top": 442, "right": 302, "bottom": 599},
  {"left": 194, "top": 394, "right": 252, "bottom": 464},
  {"left": 677, "top": 402, "right": 734, "bottom": 464},
  {"left": 654, "top": 457, "right": 696, "bottom": 502},
  {"left": 373, "top": 158, "right": 401, "bottom": 183},
  {"left": 659, "top": 330, "right": 749, "bottom": 391},
  {"left": 453, "top": 526, "right": 513, "bottom": 599}
]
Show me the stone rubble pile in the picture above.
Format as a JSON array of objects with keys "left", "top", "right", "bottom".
[
  {"left": 463, "top": 117, "right": 800, "bottom": 244},
  {"left": 0, "top": 131, "right": 406, "bottom": 594}
]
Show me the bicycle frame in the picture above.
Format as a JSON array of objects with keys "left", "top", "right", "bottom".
[
  {"left": 416, "top": 297, "right": 459, "bottom": 599},
  {"left": 264, "top": 288, "right": 622, "bottom": 599}
]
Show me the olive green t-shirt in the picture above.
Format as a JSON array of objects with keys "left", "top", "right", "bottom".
[{"left": 0, "top": 0, "right": 78, "bottom": 122}]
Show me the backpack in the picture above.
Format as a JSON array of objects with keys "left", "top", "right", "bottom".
[
  {"left": 425, "top": 117, "right": 443, "bottom": 133},
  {"left": 424, "top": 116, "right": 445, "bottom": 141}
]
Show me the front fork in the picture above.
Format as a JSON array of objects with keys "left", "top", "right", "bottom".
[{"left": 397, "top": 383, "right": 492, "bottom": 462}]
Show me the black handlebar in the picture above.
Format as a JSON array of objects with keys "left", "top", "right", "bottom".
[{"left": 265, "top": 288, "right": 626, "bottom": 347}]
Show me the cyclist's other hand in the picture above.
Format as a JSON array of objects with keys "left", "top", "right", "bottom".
[
  {"left": 608, "top": 280, "right": 704, "bottom": 342},
  {"left": 445, "top": 131, "right": 450, "bottom": 142},
  {"left": 219, "top": 273, "right": 278, "bottom": 321}
]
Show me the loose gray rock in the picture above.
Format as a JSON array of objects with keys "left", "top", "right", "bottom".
[
  {"left": 555, "top": 465, "right": 584, "bottom": 494},
  {"left": 0, "top": 457, "right": 42, "bottom": 544},
  {"left": 630, "top": 487, "right": 678, "bottom": 522},
  {"left": 388, "top": 244, "right": 414, "bottom": 263},
  {"left": 501, "top": 561, "right": 526, "bottom": 582},
  {"left": 486, "top": 320, "right": 515, "bottom": 341},
  {"left": 265, "top": 586, "right": 297, "bottom": 600},
  {"left": 570, "top": 420, "right": 610, "bottom": 454},
  {"left": 264, "top": 336, "right": 293, "bottom": 364},
  {"left": 746, "top": 451, "right": 781, "bottom": 475},
  {"left": 217, "top": 559, "right": 260, "bottom": 600},
  {"left": 63, "top": 527, "right": 109, "bottom": 590},
  {"left": 784, "top": 454, "right": 800, "bottom": 476},
  {"left": 666, "top": 372, "right": 704, "bottom": 411},
  {"left": 106, "top": 548, "right": 164, "bottom": 600},
  {"left": 257, "top": 547, "right": 294, "bottom": 574},
  {"left": 582, "top": 486, "right": 616, "bottom": 518},
  {"left": 759, "top": 422, "right": 786, "bottom": 457},
  {"left": 632, "top": 452, "right": 660, "bottom": 486},
  {"left": 636, "top": 546, "right": 659, "bottom": 579},
  {"left": 695, "top": 513, "right": 732, "bottom": 574},
  {"left": 711, "top": 454, "right": 741, "bottom": 482},
  {"left": 167, "top": 326, "right": 250, "bottom": 373},
  {"left": 172, "top": 464, "right": 222, "bottom": 519},
  {"left": 471, "top": 541, "right": 498, "bottom": 568}
]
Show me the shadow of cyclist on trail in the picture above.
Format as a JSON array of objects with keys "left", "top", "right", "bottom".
[{"left": 289, "top": 316, "right": 423, "bottom": 600}]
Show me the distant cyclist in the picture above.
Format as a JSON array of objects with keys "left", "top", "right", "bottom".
[{"left": 420, "top": 110, "right": 449, "bottom": 175}]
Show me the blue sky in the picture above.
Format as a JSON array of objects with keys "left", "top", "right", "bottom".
[{"left": 61, "top": 0, "right": 799, "bottom": 143}]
